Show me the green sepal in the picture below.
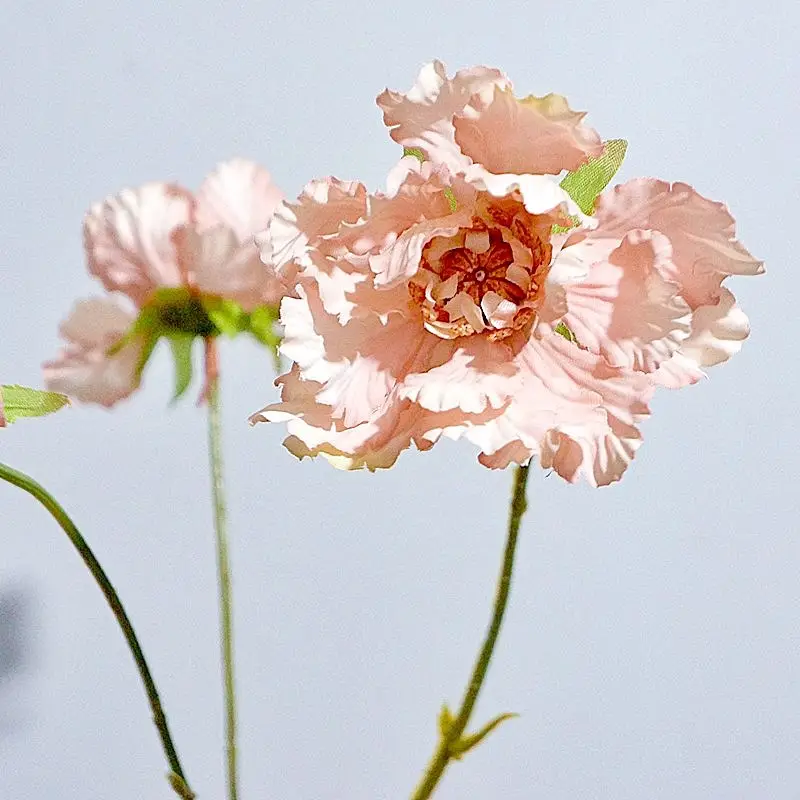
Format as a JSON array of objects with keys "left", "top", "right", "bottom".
[
  {"left": 0, "top": 385, "right": 70, "bottom": 424},
  {"left": 448, "top": 712, "right": 519, "bottom": 760},
  {"left": 403, "top": 147, "right": 425, "bottom": 162},
  {"left": 168, "top": 336, "right": 195, "bottom": 403},
  {"left": 554, "top": 321, "right": 579, "bottom": 345},
  {"left": 203, "top": 297, "right": 249, "bottom": 337},
  {"left": 560, "top": 139, "right": 628, "bottom": 215}
]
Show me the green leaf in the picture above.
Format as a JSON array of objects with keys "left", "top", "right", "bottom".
[
  {"left": 0, "top": 385, "right": 70, "bottom": 424},
  {"left": 443, "top": 187, "right": 458, "bottom": 212},
  {"left": 449, "top": 712, "right": 519, "bottom": 760},
  {"left": 168, "top": 336, "right": 195, "bottom": 403},
  {"left": 554, "top": 321, "right": 579, "bottom": 344},
  {"left": 403, "top": 147, "right": 425, "bottom": 162},
  {"left": 438, "top": 704, "right": 455, "bottom": 739},
  {"left": 203, "top": 297, "right": 248, "bottom": 337},
  {"left": 560, "top": 139, "right": 628, "bottom": 215}
]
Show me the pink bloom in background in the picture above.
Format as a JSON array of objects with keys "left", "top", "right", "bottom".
[
  {"left": 250, "top": 63, "right": 762, "bottom": 485},
  {"left": 44, "top": 159, "right": 285, "bottom": 407}
]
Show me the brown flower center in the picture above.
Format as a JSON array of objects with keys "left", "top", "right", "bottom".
[{"left": 411, "top": 203, "right": 552, "bottom": 340}]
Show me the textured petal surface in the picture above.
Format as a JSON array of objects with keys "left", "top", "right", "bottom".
[
  {"left": 195, "top": 159, "right": 283, "bottom": 243},
  {"left": 594, "top": 179, "right": 764, "bottom": 307},
  {"left": 453, "top": 88, "right": 602, "bottom": 175},
  {"left": 84, "top": 183, "right": 193, "bottom": 306},
  {"left": 43, "top": 297, "right": 143, "bottom": 407},
  {"left": 468, "top": 334, "right": 653, "bottom": 485},
  {"left": 562, "top": 230, "right": 691, "bottom": 372},
  {"left": 377, "top": 60, "right": 510, "bottom": 174}
]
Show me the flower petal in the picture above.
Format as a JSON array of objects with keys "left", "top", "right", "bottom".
[
  {"left": 453, "top": 87, "right": 602, "bottom": 175},
  {"left": 561, "top": 230, "right": 691, "bottom": 372},
  {"left": 594, "top": 178, "right": 764, "bottom": 308},
  {"left": 377, "top": 60, "right": 510, "bottom": 174},
  {"left": 464, "top": 333, "right": 653, "bottom": 485},
  {"left": 174, "top": 226, "right": 285, "bottom": 309},
  {"left": 196, "top": 158, "right": 283, "bottom": 243},
  {"left": 84, "top": 183, "right": 193, "bottom": 306},
  {"left": 43, "top": 297, "right": 144, "bottom": 407},
  {"left": 398, "top": 334, "right": 521, "bottom": 414}
]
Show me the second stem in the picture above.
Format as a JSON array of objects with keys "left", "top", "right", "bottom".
[{"left": 206, "top": 340, "right": 238, "bottom": 800}]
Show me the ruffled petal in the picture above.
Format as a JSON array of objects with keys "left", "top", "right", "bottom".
[
  {"left": 465, "top": 333, "right": 653, "bottom": 485},
  {"left": 195, "top": 158, "right": 283, "bottom": 243},
  {"left": 650, "top": 287, "right": 750, "bottom": 388},
  {"left": 279, "top": 283, "right": 431, "bottom": 427},
  {"left": 84, "top": 183, "right": 193, "bottom": 306},
  {"left": 453, "top": 87, "right": 602, "bottom": 175},
  {"left": 561, "top": 230, "right": 691, "bottom": 372},
  {"left": 261, "top": 177, "right": 368, "bottom": 274},
  {"left": 43, "top": 297, "right": 144, "bottom": 407},
  {"left": 594, "top": 178, "right": 764, "bottom": 308},
  {"left": 377, "top": 60, "right": 510, "bottom": 174}
]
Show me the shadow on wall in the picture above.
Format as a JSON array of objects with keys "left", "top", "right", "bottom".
[{"left": 0, "top": 582, "right": 35, "bottom": 738}]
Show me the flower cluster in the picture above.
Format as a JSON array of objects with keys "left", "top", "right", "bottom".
[
  {"left": 249, "top": 61, "right": 762, "bottom": 485},
  {"left": 44, "top": 159, "right": 285, "bottom": 406}
]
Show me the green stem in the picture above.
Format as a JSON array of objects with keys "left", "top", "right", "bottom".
[
  {"left": 410, "top": 464, "right": 530, "bottom": 800},
  {"left": 206, "top": 355, "right": 238, "bottom": 800},
  {"left": 0, "top": 461, "right": 194, "bottom": 800}
]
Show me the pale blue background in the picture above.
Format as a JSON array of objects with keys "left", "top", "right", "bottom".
[{"left": 1, "top": 1, "right": 797, "bottom": 798}]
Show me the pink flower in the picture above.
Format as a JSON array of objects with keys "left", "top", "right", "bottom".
[
  {"left": 44, "top": 159, "right": 285, "bottom": 407},
  {"left": 250, "top": 158, "right": 762, "bottom": 485},
  {"left": 377, "top": 60, "right": 603, "bottom": 179}
]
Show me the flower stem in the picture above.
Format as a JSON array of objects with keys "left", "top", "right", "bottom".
[
  {"left": 205, "top": 340, "right": 238, "bottom": 800},
  {"left": 410, "top": 464, "right": 530, "bottom": 800},
  {"left": 0, "top": 461, "right": 194, "bottom": 800}
]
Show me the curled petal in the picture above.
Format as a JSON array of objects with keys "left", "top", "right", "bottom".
[
  {"left": 594, "top": 178, "right": 764, "bottom": 308},
  {"left": 43, "top": 297, "right": 144, "bottom": 407},
  {"left": 651, "top": 287, "right": 749, "bottom": 388},
  {"left": 463, "top": 167, "right": 587, "bottom": 219},
  {"left": 465, "top": 334, "right": 653, "bottom": 485},
  {"left": 84, "top": 183, "right": 193, "bottom": 306},
  {"left": 377, "top": 60, "right": 510, "bottom": 174},
  {"left": 196, "top": 159, "right": 283, "bottom": 243},
  {"left": 398, "top": 335, "right": 521, "bottom": 414},
  {"left": 453, "top": 87, "right": 602, "bottom": 175},
  {"left": 261, "top": 177, "right": 368, "bottom": 274},
  {"left": 561, "top": 230, "right": 691, "bottom": 372}
]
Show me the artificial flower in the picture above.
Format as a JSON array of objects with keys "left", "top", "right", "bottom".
[
  {"left": 44, "top": 159, "right": 285, "bottom": 406},
  {"left": 250, "top": 149, "right": 761, "bottom": 485}
]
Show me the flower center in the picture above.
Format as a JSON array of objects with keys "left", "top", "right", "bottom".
[{"left": 410, "top": 203, "right": 552, "bottom": 340}]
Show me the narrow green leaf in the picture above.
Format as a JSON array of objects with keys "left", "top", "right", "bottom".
[
  {"left": 438, "top": 703, "right": 455, "bottom": 739},
  {"left": 403, "top": 147, "right": 425, "bottom": 162},
  {"left": 560, "top": 139, "right": 628, "bottom": 215},
  {"left": 554, "top": 321, "right": 579, "bottom": 344},
  {"left": 443, "top": 187, "right": 458, "bottom": 212},
  {"left": 449, "top": 712, "right": 519, "bottom": 760},
  {"left": 168, "top": 336, "right": 195, "bottom": 403},
  {"left": 0, "top": 385, "right": 70, "bottom": 424}
]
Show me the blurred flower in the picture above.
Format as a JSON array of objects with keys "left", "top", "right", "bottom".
[
  {"left": 377, "top": 60, "right": 603, "bottom": 179},
  {"left": 250, "top": 151, "right": 762, "bottom": 485},
  {"left": 44, "top": 160, "right": 286, "bottom": 406}
]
